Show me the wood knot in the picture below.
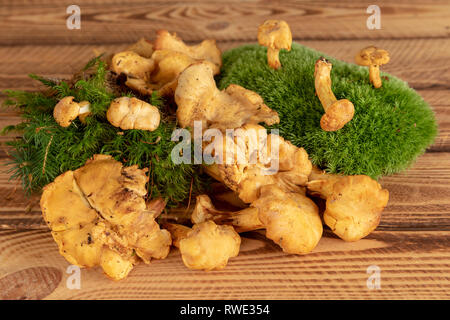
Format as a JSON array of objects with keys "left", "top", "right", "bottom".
[
  {"left": 206, "top": 21, "right": 229, "bottom": 31},
  {"left": 0, "top": 266, "right": 62, "bottom": 300}
]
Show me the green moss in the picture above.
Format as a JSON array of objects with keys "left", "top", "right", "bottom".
[{"left": 217, "top": 43, "right": 438, "bottom": 179}]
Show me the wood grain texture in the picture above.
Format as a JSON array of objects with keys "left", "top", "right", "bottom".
[
  {"left": 0, "top": 0, "right": 449, "bottom": 300},
  {"left": 0, "top": 229, "right": 448, "bottom": 300},
  {"left": 1, "top": 0, "right": 449, "bottom": 45}
]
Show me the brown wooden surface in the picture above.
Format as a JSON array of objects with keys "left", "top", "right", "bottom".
[{"left": 0, "top": 0, "right": 449, "bottom": 300}]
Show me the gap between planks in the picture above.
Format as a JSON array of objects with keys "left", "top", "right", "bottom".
[{"left": 0, "top": 0, "right": 449, "bottom": 45}]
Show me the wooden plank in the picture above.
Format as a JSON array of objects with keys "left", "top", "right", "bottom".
[
  {"left": 1, "top": 39, "right": 448, "bottom": 91},
  {"left": 1, "top": 152, "right": 449, "bottom": 230},
  {"left": 0, "top": 1, "right": 449, "bottom": 45},
  {"left": 0, "top": 228, "right": 448, "bottom": 299}
]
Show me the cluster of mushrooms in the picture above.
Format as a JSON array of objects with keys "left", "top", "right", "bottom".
[{"left": 42, "top": 20, "right": 390, "bottom": 280}]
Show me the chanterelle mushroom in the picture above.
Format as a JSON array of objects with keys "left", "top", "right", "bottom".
[
  {"left": 257, "top": 20, "right": 292, "bottom": 69},
  {"left": 107, "top": 96, "right": 160, "bottom": 131},
  {"left": 40, "top": 155, "right": 172, "bottom": 280},
  {"left": 154, "top": 30, "right": 222, "bottom": 74},
  {"left": 53, "top": 96, "right": 91, "bottom": 127},
  {"left": 307, "top": 169, "right": 389, "bottom": 242},
  {"left": 175, "top": 62, "right": 279, "bottom": 130},
  {"left": 191, "top": 194, "right": 263, "bottom": 233},
  {"left": 164, "top": 221, "right": 241, "bottom": 271},
  {"left": 193, "top": 184, "right": 322, "bottom": 255},
  {"left": 126, "top": 38, "right": 154, "bottom": 58},
  {"left": 111, "top": 51, "right": 155, "bottom": 82},
  {"left": 204, "top": 124, "right": 311, "bottom": 203},
  {"left": 355, "top": 46, "right": 390, "bottom": 88},
  {"left": 315, "top": 57, "right": 355, "bottom": 131}
]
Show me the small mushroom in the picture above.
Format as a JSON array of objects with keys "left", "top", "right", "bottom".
[
  {"left": 257, "top": 20, "right": 292, "bottom": 69},
  {"left": 153, "top": 30, "right": 222, "bottom": 74},
  {"left": 314, "top": 57, "right": 355, "bottom": 131},
  {"left": 53, "top": 96, "right": 91, "bottom": 127},
  {"left": 355, "top": 46, "right": 390, "bottom": 88},
  {"left": 107, "top": 97, "right": 160, "bottom": 131},
  {"left": 164, "top": 220, "right": 241, "bottom": 271}
]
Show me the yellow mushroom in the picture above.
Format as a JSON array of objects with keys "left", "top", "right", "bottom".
[
  {"left": 106, "top": 97, "right": 160, "bottom": 131},
  {"left": 257, "top": 20, "right": 292, "bottom": 69},
  {"left": 40, "top": 155, "right": 173, "bottom": 280},
  {"left": 126, "top": 38, "right": 154, "bottom": 58},
  {"left": 314, "top": 57, "right": 355, "bottom": 131},
  {"left": 191, "top": 195, "right": 263, "bottom": 233},
  {"left": 307, "top": 170, "right": 389, "bottom": 242},
  {"left": 175, "top": 62, "right": 279, "bottom": 130},
  {"left": 192, "top": 185, "right": 323, "bottom": 255},
  {"left": 111, "top": 51, "right": 155, "bottom": 82},
  {"left": 153, "top": 30, "right": 222, "bottom": 74},
  {"left": 53, "top": 96, "right": 91, "bottom": 127},
  {"left": 355, "top": 46, "right": 390, "bottom": 88},
  {"left": 164, "top": 221, "right": 241, "bottom": 271}
]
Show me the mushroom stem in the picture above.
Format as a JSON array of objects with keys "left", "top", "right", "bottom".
[
  {"left": 267, "top": 47, "right": 281, "bottom": 70},
  {"left": 191, "top": 195, "right": 263, "bottom": 233},
  {"left": 78, "top": 101, "right": 91, "bottom": 114},
  {"left": 162, "top": 222, "right": 190, "bottom": 248},
  {"left": 314, "top": 58, "right": 337, "bottom": 111},
  {"left": 314, "top": 58, "right": 355, "bottom": 131},
  {"left": 369, "top": 64, "right": 382, "bottom": 88}
]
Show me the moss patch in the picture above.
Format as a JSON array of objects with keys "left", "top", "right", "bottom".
[{"left": 217, "top": 43, "right": 438, "bottom": 179}]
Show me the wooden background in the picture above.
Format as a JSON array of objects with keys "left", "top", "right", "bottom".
[{"left": 0, "top": 0, "right": 449, "bottom": 300}]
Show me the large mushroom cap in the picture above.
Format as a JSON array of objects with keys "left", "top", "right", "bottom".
[
  {"left": 53, "top": 96, "right": 80, "bottom": 127},
  {"left": 320, "top": 99, "right": 355, "bottom": 131},
  {"left": 307, "top": 174, "right": 389, "bottom": 242},
  {"left": 40, "top": 154, "right": 172, "bottom": 280},
  {"left": 257, "top": 20, "right": 292, "bottom": 50},
  {"left": 355, "top": 46, "right": 390, "bottom": 66},
  {"left": 324, "top": 175, "right": 389, "bottom": 241}
]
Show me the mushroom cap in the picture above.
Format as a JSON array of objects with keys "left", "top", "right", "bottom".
[
  {"left": 252, "top": 184, "right": 322, "bottom": 255},
  {"left": 111, "top": 51, "right": 155, "bottom": 81},
  {"left": 126, "top": 38, "right": 154, "bottom": 59},
  {"left": 107, "top": 97, "right": 160, "bottom": 131},
  {"left": 355, "top": 46, "right": 390, "bottom": 66},
  {"left": 154, "top": 30, "right": 222, "bottom": 72},
  {"left": 179, "top": 220, "right": 241, "bottom": 271},
  {"left": 40, "top": 154, "right": 173, "bottom": 280},
  {"left": 257, "top": 20, "right": 292, "bottom": 50},
  {"left": 175, "top": 62, "right": 279, "bottom": 130},
  {"left": 151, "top": 49, "right": 200, "bottom": 85},
  {"left": 53, "top": 96, "right": 80, "bottom": 127},
  {"left": 322, "top": 175, "right": 389, "bottom": 242},
  {"left": 320, "top": 99, "right": 355, "bottom": 131}
]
